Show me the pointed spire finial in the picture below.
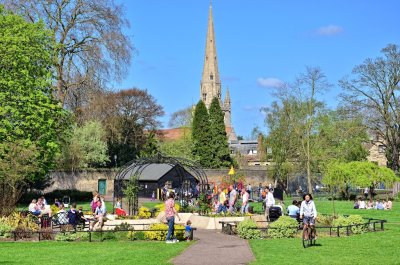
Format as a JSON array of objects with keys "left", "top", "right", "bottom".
[{"left": 224, "top": 87, "right": 231, "bottom": 104}]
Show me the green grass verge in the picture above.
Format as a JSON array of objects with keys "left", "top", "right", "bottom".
[
  {"left": 0, "top": 241, "right": 191, "bottom": 265},
  {"left": 249, "top": 200, "right": 400, "bottom": 265},
  {"left": 141, "top": 201, "right": 162, "bottom": 209}
]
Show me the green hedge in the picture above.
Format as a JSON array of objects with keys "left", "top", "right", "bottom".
[
  {"left": 332, "top": 215, "right": 366, "bottom": 235},
  {"left": 237, "top": 219, "right": 262, "bottom": 239},
  {"left": 267, "top": 216, "right": 298, "bottom": 239},
  {"left": 19, "top": 189, "right": 92, "bottom": 205}
]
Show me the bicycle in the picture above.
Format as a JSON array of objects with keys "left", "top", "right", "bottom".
[{"left": 302, "top": 217, "right": 316, "bottom": 248}]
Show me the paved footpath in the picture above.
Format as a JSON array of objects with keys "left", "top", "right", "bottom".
[{"left": 173, "top": 229, "right": 255, "bottom": 265}]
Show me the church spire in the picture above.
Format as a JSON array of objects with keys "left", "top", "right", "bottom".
[
  {"left": 223, "top": 87, "right": 232, "bottom": 128},
  {"left": 200, "top": 2, "right": 221, "bottom": 109},
  {"left": 224, "top": 86, "right": 231, "bottom": 106}
]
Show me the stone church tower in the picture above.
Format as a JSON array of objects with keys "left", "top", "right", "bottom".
[{"left": 200, "top": 3, "right": 237, "bottom": 141}]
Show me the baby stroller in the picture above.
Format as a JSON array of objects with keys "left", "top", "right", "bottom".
[{"left": 268, "top": 206, "right": 283, "bottom": 222}]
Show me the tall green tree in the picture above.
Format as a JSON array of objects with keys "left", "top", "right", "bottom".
[
  {"left": 160, "top": 128, "right": 194, "bottom": 160},
  {"left": 4, "top": 0, "right": 133, "bottom": 109},
  {"left": 192, "top": 100, "right": 212, "bottom": 167},
  {"left": 340, "top": 44, "right": 400, "bottom": 173},
  {"left": 264, "top": 87, "right": 368, "bottom": 194},
  {"left": 209, "top": 97, "right": 232, "bottom": 168},
  {"left": 315, "top": 109, "right": 369, "bottom": 164},
  {"left": 0, "top": 6, "right": 71, "bottom": 213},
  {"left": 264, "top": 100, "right": 298, "bottom": 193},
  {"left": 58, "top": 121, "right": 109, "bottom": 170},
  {"left": 139, "top": 132, "right": 160, "bottom": 158},
  {"left": 82, "top": 88, "right": 164, "bottom": 166},
  {"left": 323, "top": 161, "right": 398, "bottom": 203}
]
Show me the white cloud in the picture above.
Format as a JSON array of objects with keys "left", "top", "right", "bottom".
[
  {"left": 316, "top": 25, "right": 343, "bottom": 36},
  {"left": 256, "top": 77, "right": 284, "bottom": 89}
]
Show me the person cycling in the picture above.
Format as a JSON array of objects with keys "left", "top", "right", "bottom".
[{"left": 299, "top": 193, "right": 317, "bottom": 240}]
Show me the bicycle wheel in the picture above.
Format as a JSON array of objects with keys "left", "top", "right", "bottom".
[
  {"left": 302, "top": 228, "right": 311, "bottom": 248},
  {"left": 311, "top": 228, "right": 316, "bottom": 245}
]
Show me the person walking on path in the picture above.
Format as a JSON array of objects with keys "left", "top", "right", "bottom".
[
  {"left": 241, "top": 188, "right": 250, "bottom": 214},
  {"left": 228, "top": 185, "right": 237, "bottom": 213},
  {"left": 364, "top": 187, "right": 369, "bottom": 199},
  {"left": 165, "top": 191, "right": 181, "bottom": 243},
  {"left": 264, "top": 187, "right": 275, "bottom": 221}
]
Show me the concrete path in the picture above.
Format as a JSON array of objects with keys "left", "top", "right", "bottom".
[{"left": 173, "top": 229, "right": 255, "bottom": 265}]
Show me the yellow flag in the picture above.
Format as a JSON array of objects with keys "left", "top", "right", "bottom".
[{"left": 228, "top": 165, "right": 235, "bottom": 175}]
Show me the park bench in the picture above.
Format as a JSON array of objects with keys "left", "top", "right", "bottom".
[{"left": 219, "top": 221, "right": 239, "bottom": 235}]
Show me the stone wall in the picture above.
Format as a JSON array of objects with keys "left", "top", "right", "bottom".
[
  {"left": 366, "top": 141, "right": 387, "bottom": 167},
  {"left": 47, "top": 168, "right": 273, "bottom": 196},
  {"left": 204, "top": 168, "right": 273, "bottom": 186},
  {"left": 47, "top": 170, "right": 117, "bottom": 196}
]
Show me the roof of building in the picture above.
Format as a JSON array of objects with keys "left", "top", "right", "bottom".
[
  {"left": 121, "top": 163, "right": 175, "bottom": 181},
  {"left": 157, "top": 127, "right": 236, "bottom": 142}
]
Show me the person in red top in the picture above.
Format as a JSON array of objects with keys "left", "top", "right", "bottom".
[{"left": 165, "top": 191, "right": 181, "bottom": 243}]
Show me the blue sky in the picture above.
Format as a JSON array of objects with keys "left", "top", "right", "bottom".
[{"left": 114, "top": 0, "right": 400, "bottom": 138}]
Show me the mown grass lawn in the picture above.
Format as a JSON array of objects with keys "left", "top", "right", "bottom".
[
  {"left": 142, "top": 201, "right": 162, "bottom": 209},
  {"left": 249, "top": 199, "right": 400, "bottom": 265},
  {"left": 0, "top": 241, "right": 190, "bottom": 265}
]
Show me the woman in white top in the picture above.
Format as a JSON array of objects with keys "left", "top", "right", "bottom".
[
  {"left": 264, "top": 187, "right": 275, "bottom": 221},
  {"left": 300, "top": 193, "right": 317, "bottom": 239}
]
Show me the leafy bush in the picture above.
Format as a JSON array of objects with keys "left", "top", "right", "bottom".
[
  {"left": 179, "top": 204, "right": 197, "bottom": 213},
  {"left": 55, "top": 232, "right": 88, "bottom": 242},
  {"left": 19, "top": 189, "right": 93, "bottom": 205},
  {"left": 332, "top": 215, "right": 365, "bottom": 235},
  {"left": 144, "top": 223, "right": 185, "bottom": 241},
  {"left": 0, "top": 222, "right": 13, "bottom": 238},
  {"left": 127, "top": 231, "right": 145, "bottom": 240},
  {"left": 0, "top": 212, "right": 39, "bottom": 232},
  {"left": 102, "top": 231, "right": 117, "bottom": 241},
  {"left": 50, "top": 205, "right": 60, "bottom": 215},
  {"left": 154, "top": 203, "right": 180, "bottom": 216},
  {"left": 138, "top": 207, "right": 151, "bottom": 219},
  {"left": 237, "top": 219, "right": 262, "bottom": 239},
  {"left": 114, "top": 222, "right": 132, "bottom": 231},
  {"left": 316, "top": 215, "right": 334, "bottom": 226},
  {"left": 267, "top": 216, "right": 298, "bottom": 239},
  {"left": 14, "top": 225, "right": 34, "bottom": 239},
  {"left": 87, "top": 231, "right": 118, "bottom": 241},
  {"left": 39, "top": 228, "right": 54, "bottom": 240},
  {"left": 198, "top": 193, "right": 212, "bottom": 215}
]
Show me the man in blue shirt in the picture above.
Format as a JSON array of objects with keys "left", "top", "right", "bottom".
[{"left": 287, "top": 200, "right": 300, "bottom": 219}]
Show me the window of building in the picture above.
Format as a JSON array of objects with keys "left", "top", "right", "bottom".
[
  {"left": 248, "top": 149, "right": 257, "bottom": 155},
  {"left": 210, "top": 73, "right": 213, "bottom": 80},
  {"left": 378, "top": 145, "right": 385, "bottom": 154},
  {"left": 202, "top": 93, "right": 207, "bottom": 102}
]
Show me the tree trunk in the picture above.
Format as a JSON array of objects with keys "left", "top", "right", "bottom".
[
  {"left": 391, "top": 145, "right": 399, "bottom": 173},
  {"left": 332, "top": 192, "right": 336, "bottom": 217},
  {"left": 306, "top": 138, "right": 313, "bottom": 194}
]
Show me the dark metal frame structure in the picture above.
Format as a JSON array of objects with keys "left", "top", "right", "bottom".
[{"left": 113, "top": 153, "right": 209, "bottom": 215}]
